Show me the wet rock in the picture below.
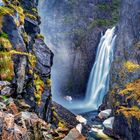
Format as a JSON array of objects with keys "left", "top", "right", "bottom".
[
  {"left": 76, "top": 124, "right": 82, "bottom": 133},
  {"left": 63, "top": 128, "right": 86, "bottom": 140},
  {"left": 98, "top": 109, "right": 112, "bottom": 119},
  {"left": 76, "top": 115, "right": 87, "bottom": 125},
  {"left": 103, "top": 117, "right": 114, "bottom": 130}
]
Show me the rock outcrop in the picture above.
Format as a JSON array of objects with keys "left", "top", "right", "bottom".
[
  {"left": 102, "top": 0, "right": 140, "bottom": 139},
  {"left": 0, "top": 0, "right": 53, "bottom": 122},
  {"left": 0, "top": 1, "right": 87, "bottom": 139}
]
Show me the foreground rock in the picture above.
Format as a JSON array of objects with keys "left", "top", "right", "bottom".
[
  {"left": 98, "top": 109, "right": 111, "bottom": 119},
  {"left": 63, "top": 128, "right": 86, "bottom": 140}
]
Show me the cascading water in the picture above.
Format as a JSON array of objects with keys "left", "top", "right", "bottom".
[
  {"left": 38, "top": 0, "right": 116, "bottom": 113},
  {"left": 84, "top": 27, "right": 116, "bottom": 110},
  {"left": 69, "top": 27, "right": 116, "bottom": 113}
]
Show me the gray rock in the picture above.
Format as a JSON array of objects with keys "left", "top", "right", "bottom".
[
  {"left": 1, "top": 86, "right": 12, "bottom": 96},
  {"left": 103, "top": 117, "right": 114, "bottom": 130},
  {"left": 0, "top": 81, "right": 11, "bottom": 89},
  {"left": 98, "top": 109, "right": 112, "bottom": 119}
]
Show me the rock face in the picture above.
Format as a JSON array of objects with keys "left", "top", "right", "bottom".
[
  {"left": 102, "top": 0, "right": 140, "bottom": 139},
  {"left": 63, "top": 128, "right": 86, "bottom": 140},
  {"left": 38, "top": 0, "right": 120, "bottom": 98},
  {"left": 0, "top": 0, "right": 53, "bottom": 123}
]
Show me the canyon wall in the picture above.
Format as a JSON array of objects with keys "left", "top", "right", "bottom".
[
  {"left": 102, "top": 0, "right": 140, "bottom": 139},
  {"left": 38, "top": 0, "right": 120, "bottom": 98}
]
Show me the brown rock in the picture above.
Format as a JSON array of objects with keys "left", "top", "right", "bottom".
[
  {"left": 63, "top": 128, "right": 86, "bottom": 140},
  {"left": 2, "top": 113, "right": 14, "bottom": 140},
  {"left": 14, "top": 124, "right": 28, "bottom": 140},
  {"left": 8, "top": 102, "right": 19, "bottom": 115}
]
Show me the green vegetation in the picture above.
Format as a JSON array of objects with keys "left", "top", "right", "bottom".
[
  {"left": 119, "top": 79, "right": 140, "bottom": 104},
  {"left": 21, "top": 31, "right": 29, "bottom": 44},
  {"left": 117, "top": 106, "right": 140, "bottom": 120},
  {"left": 35, "top": 34, "right": 45, "bottom": 40},
  {"left": 0, "top": 6, "right": 14, "bottom": 16},
  {"left": 124, "top": 61, "right": 140, "bottom": 72},
  {"left": 25, "top": 12, "right": 37, "bottom": 20},
  {"left": 34, "top": 73, "right": 44, "bottom": 105},
  {"left": 89, "top": 0, "right": 120, "bottom": 29},
  {"left": 0, "top": 37, "right": 12, "bottom": 51},
  {"left": 46, "top": 78, "right": 51, "bottom": 88},
  {"left": 0, "top": 52, "right": 14, "bottom": 81},
  {"left": 0, "top": 32, "right": 8, "bottom": 39}
]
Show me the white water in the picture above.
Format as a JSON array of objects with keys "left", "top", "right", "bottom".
[
  {"left": 68, "top": 27, "right": 116, "bottom": 113},
  {"left": 84, "top": 27, "right": 116, "bottom": 109}
]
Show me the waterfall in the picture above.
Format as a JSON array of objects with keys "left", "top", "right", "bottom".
[
  {"left": 67, "top": 27, "right": 116, "bottom": 113},
  {"left": 84, "top": 27, "right": 116, "bottom": 110}
]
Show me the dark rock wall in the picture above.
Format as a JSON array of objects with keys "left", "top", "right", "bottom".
[
  {"left": 103, "top": 0, "right": 140, "bottom": 139},
  {"left": 0, "top": 0, "right": 53, "bottom": 122}
]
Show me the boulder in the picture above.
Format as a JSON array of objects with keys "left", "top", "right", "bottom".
[
  {"left": 63, "top": 128, "right": 86, "bottom": 140},
  {"left": 103, "top": 117, "right": 114, "bottom": 129},
  {"left": 98, "top": 109, "right": 112, "bottom": 119},
  {"left": 76, "top": 115, "right": 87, "bottom": 125},
  {"left": 76, "top": 124, "right": 82, "bottom": 133},
  {"left": 1, "top": 86, "right": 13, "bottom": 97}
]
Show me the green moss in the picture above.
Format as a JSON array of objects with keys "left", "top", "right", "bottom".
[
  {"left": 34, "top": 73, "right": 44, "bottom": 105},
  {"left": 117, "top": 106, "right": 140, "bottom": 120},
  {"left": 88, "top": 19, "right": 111, "bottom": 29},
  {"left": 8, "top": 4, "right": 25, "bottom": 25},
  {"left": 0, "top": 37, "right": 12, "bottom": 51},
  {"left": 0, "top": 6, "right": 14, "bottom": 16},
  {"left": 0, "top": 52, "right": 14, "bottom": 81},
  {"left": 25, "top": 12, "right": 37, "bottom": 20},
  {"left": 119, "top": 79, "right": 140, "bottom": 104},
  {"left": 0, "top": 32, "right": 8, "bottom": 39},
  {"left": 89, "top": 0, "right": 120, "bottom": 29},
  {"left": 46, "top": 78, "right": 51, "bottom": 88},
  {"left": 32, "top": 8, "right": 37, "bottom": 14},
  {"left": 21, "top": 31, "right": 29, "bottom": 44},
  {"left": 35, "top": 34, "right": 45, "bottom": 40},
  {"left": 124, "top": 61, "right": 140, "bottom": 72}
]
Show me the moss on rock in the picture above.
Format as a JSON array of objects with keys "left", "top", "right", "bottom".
[
  {"left": 34, "top": 73, "right": 44, "bottom": 105},
  {"left": 124, "top": 61, "right": 140, "bottom": 72}
]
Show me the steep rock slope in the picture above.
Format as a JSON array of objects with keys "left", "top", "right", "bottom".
[
  {"left": 0, "top": 1, "right": 83, "bottom": 139},
  {"left": 0, "top": 0, "right": 53, "bottom": 121},
  {"left": 103, "top": 0, "right": 140, "bottom": 139}
]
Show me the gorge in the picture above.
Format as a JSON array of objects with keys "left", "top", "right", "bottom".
[{"left": 0, "top": 0, "right": 140, "bottom": 140}]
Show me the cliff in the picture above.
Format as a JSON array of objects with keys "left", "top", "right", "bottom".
[{"left": 101, "top": 0, "right": 140, "bottom": 139}]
